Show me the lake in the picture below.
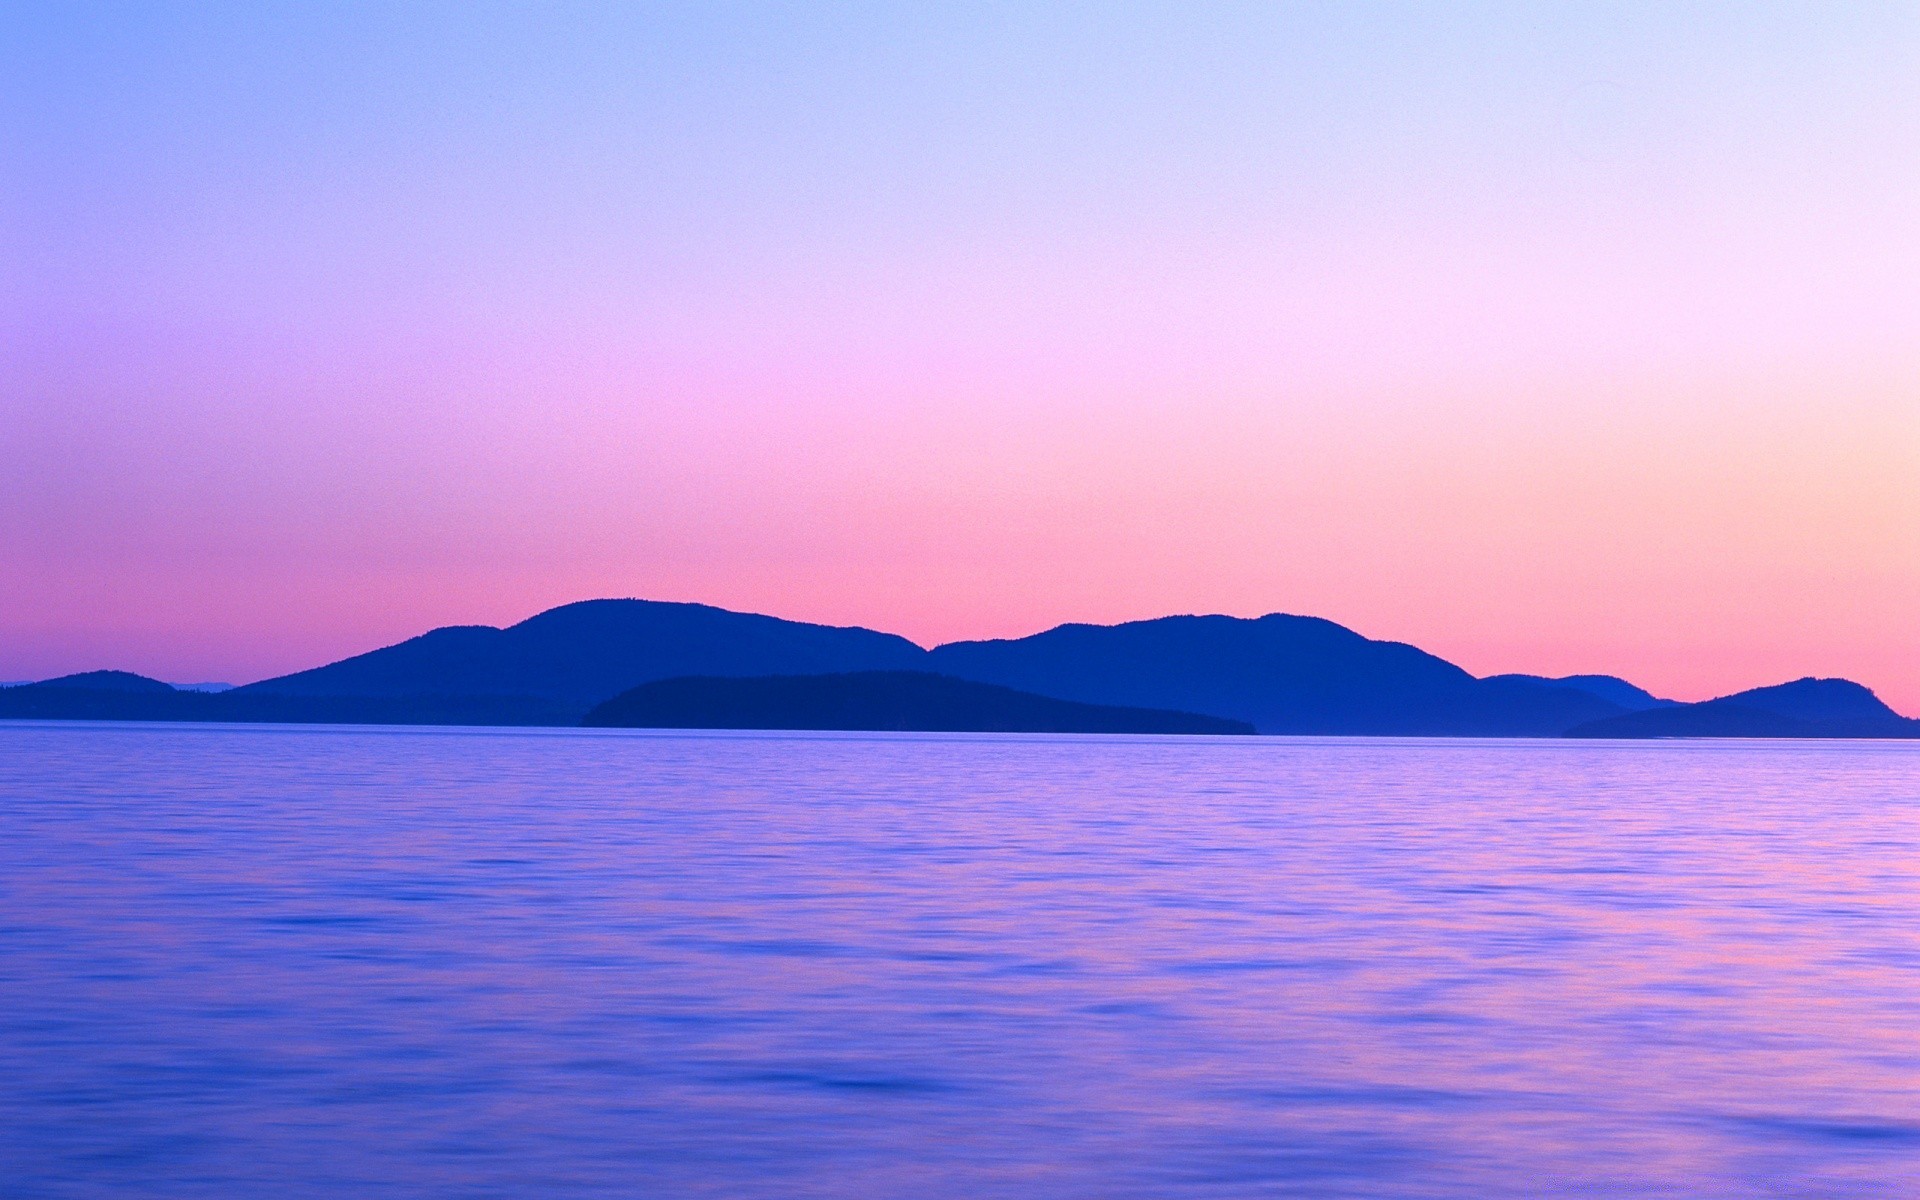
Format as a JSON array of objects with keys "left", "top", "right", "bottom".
[{"left": 3, "top": 722, "right": 1917, "bottom": 1197}]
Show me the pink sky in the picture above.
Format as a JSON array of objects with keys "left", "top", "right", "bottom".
[{"left": 4, "top": 6, "right": 1917, "bottom": 711}]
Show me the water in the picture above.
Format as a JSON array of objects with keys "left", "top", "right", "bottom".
[{"left": 3, "top": 723, "right": 1917, "bottom": 1199}]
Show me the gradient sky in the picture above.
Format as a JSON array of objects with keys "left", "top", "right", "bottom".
[{"left": 4, "top": 3, "right": 1917, "bottom": 709}]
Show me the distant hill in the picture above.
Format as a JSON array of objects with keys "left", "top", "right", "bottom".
[
  {"left": 583, "top": 671, "right": 1254, "bottom": 735},
  {"left": 1567, "top": 678, "right": 1920, "bottom": 739},
  {"left": 0, "top": 675, "right": 571, "bottom": 726},
  {"left": 33, "top": 670, "right": 177, "bottom": 693},
  {"left": 237, "top": 599, "right": 927, "bottom": 718},
  {"left": 1484, "top": 673, "right": 1674, "bottom": 712},
  {"left": 926, "top": 614, "right": 1625, "bottom": 735},
  {"left": 7, "top": 598, "right": 1905, "bottom": 739},
  {"left": 240, "top": 601, "right": 1627, "bottom": 734},
  {"left": 0, "top": 672, "right": 185, "bottom": 720},
  {"left": 1727, "top": 678, "right": 1908, "bottom": 723}
]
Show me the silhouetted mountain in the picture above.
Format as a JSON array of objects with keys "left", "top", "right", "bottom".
[
  {"left": 9, "top": 599, "right": 1902, "bottom": 739},
  {"left": 1567, "top": 678, "right": 1919, "bottom": 739},
  {"left": 33, "top": 670, "right": 177, "bottom": 693},
  {"left": 1725, "top": 678, "right": 1905, "bottom": 723},
  {"left": 0, "top": 671, "right": 186, "bottom": 718},
  {"left": 1484, "top": 673, "right": 1675, "bottom": 712},
  {"left": 927, "top": 614, "right": 1626, "bottom": 735},
  {"left": 238, "top": 599, "right": 927, "bottom": 718},
  {"left": 583, "top": 671, "right": 1254, "bottom": 735}
]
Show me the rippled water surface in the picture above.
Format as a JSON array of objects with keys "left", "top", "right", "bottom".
[{"left": 3, "top": 723, "right": 1918, "bottom": 1198}]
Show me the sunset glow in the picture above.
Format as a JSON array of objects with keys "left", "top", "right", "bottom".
[{"left": 5, "top": 4, "right": 1916, "bottom": 708}]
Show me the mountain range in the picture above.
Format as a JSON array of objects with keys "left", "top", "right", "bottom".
[{"left": 2, "top": 598, "right": 1912, "bottom": 738}]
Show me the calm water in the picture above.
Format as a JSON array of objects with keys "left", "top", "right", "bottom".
[{"left": 3, "top": 723, "right": 1918, "bottom": 1198}]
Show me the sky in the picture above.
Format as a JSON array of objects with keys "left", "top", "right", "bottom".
[{"left": 3, "top": 2, "right": 1917, "bottom": 710}]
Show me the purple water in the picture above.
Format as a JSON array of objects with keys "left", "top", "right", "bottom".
[{"left": 3, "top": 722, "right": 1917, "bottom": 1198}]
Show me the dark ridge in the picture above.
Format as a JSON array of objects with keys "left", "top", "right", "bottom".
[
  {"left": 6, "top": 601, "right": 1625, "bottom": 734},
  {"left": 1484, "top": 673, "right": 1675, "bottom": 712},
  {"left": 1719, "top": 677, "right": 1902, "bottom": 722},
  {"left": 0, "top": 686, "right": 574, "bottom": 726},
  {"left": 25, "top": 670, "right": 176, "bottom": 693},
  {"left": 1567, "top": 678, "right": 1919, "bottom": 739},
  {"left": 12, "top": 599, "right": 1903, "bottom": 739},
  {"left": 582, "top": 671, "right": 1255, "bottom": 735},
  {"left": 927, "top": 613, "right": 1625, "bottom": 735},
  {"left": 237, "top": 598, "right": 926, "bottom": 711}
]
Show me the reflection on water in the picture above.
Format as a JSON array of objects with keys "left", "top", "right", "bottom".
[{"left": 2, "top": 723, "right": 1917, "bottom": 1198}]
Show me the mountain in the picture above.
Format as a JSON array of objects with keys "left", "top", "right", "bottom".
[
  {"left": 0, "top": 671, "right": 185, "bottom": 720},
  {"left": 583, "top": 671, "right": 1254, "bottom": 735},
  {"left": 8, "top": 603, "right": 1628, "bottom": 735},
  {"left": 11, "top": 598, "right": 1899, "bottom": 739},
  {"left": 925, "top": 614, "right": 1625, "bottom": 735},
  {"left": 1484, "top": 673, "right": 1674, "bottom": 712},
  {"left": 237, "top": 599, "right": 927, "bottom": 718},
  {"left": 33, "top": 670, "right": 178, "bottom": 693},
  {"left": 1567, "top": 678, "right": 1920, "bottom": 739},
  {"left": 1727, "top": 678, "right": 1908, "bottom": 723}
]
